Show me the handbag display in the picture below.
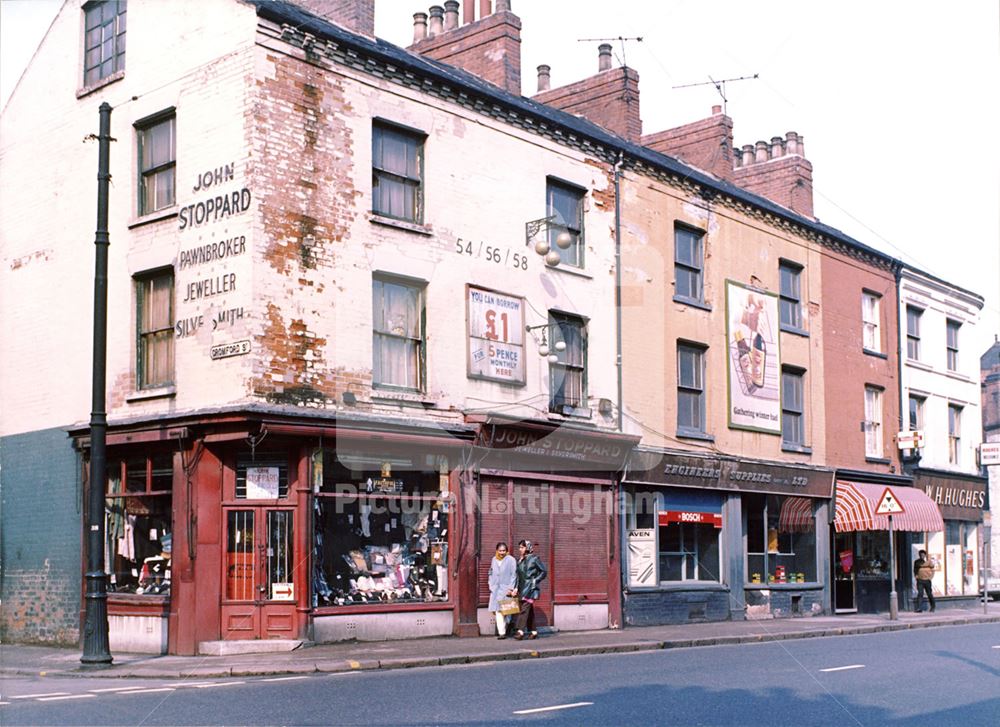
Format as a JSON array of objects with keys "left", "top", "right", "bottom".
[{"left": 498, "top": 596, "right": 520, "bottom": 616}]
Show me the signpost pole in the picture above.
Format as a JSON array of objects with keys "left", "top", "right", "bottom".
[{"left": 888, "top": 514, "right": 898, "bottom": 620}]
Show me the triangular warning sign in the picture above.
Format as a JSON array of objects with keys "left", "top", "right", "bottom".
[{"left": 875, "top": 486, "right": 905, "bottom": 515}]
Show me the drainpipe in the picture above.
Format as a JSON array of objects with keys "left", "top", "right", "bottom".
[{"left": 614, "top": 151, "right": 625, "bottom": 433}]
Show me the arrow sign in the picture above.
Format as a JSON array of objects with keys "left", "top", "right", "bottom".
[
  {"left": 270, "top": 583, "right": 294, "bottom": 600},
  {"left": 874, "top": 487, "right": 905, "bottom": 515}
]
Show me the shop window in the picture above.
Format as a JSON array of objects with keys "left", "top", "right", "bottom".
[
  {"left": 862, "top": 291, "right": 881, "bottom": 353},
  {"left": 778, "top": 261, "right": 802, "bottom": 331},
  {"left": 83, "top": 0, "right": 126, "bottom": 86},
  {"left": 946, "top": 319, "right": 960, "bottom": 372},
  {"left": 677, "top": 343, "right": 706, "bottom": 435},
  {"left": 864, "top": 386, "right": 883, "bottom": 458},
  {"left": 235, "top": 453, "right": 289, "bottom": 499},
  {"left": 674, "top": 225, "right": 704, "bottom": 304},
  {"left": 312, "top": 451, "right": 450, "bottom": 607},
  {"left": 781, "top": 367, "right": 805, "bottom": 447},
  {"left": 548, "top": 312, "right": 586, "bottom": 413},
  {"left": 657, "top": 490, "right": 722, "bottom": 583},
  {"left": 745, "top": 494, "right": 816, "bottom": 584},
  {"left": 546, "top": 179, "right": 585, "bottom": 268},
  {"left": 104, "top": 452, "right": 173, "bottom": 595},
  {"left": 372, "top": 122, "right": 424, "bottom": 222},
  {"left": 906, "top": 306, "right": 922, "bottom": 361},
  {"left": 372, "top": 276, "right": 425, "bottom": 391},
  {"left": 948, "top": 404, "right": 962, "bottom": 465},
  {"left": 135, "top": 269, "right": 174, "bottom": 389},
  {"left": 137, "top": 112, "right": 176, "bottom": 215},
  {"left": 914, "top": 524, "right": 978, "bottom": 597}
]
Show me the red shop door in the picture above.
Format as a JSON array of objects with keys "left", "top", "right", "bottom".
[{"left": 221, "top": 507, "right": 298, "bottom": 640}]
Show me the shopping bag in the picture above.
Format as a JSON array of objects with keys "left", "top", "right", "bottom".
[{"left": 498, "top": 596, "right": 520, "bottom": 616}]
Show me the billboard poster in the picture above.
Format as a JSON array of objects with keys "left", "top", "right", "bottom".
[
  {"left": 467, "top": 286, "right": 526, "bottom": 384},
  {"left": 726, "top": 280, "right": 781, "bottom": 433}
]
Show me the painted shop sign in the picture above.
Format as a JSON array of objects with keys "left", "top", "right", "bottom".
[
  {"left": 466, "top": 286, "right": 526, "bottom": 384},
  {"left": 480, "top": 425, "right": 629, "bottom": 468},
  {"left": 725, "top": 280, "right": 781, "bottom": 434},
  {"left": 914, "top": 472, "right": 987, "bottom": 520},
  {"left": 624, "top": 451, "right": 834, "bottom": 498}
]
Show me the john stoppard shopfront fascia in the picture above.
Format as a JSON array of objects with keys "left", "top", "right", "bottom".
[{"left": 621, "top": 450, "right": 835, "bottom": 625}]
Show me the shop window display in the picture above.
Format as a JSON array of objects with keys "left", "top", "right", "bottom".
[
  {"left": 104, "top": 453, "right": 173, "bottom": 595},
  {"left": 745, "top": 494, "right": 817, "bottom": 583},
  {"left": 914, "top": 524, "right": 978, "bottom": 597},
  {"left": 313, "top": 453, "right": 450, "bottom": 607}
]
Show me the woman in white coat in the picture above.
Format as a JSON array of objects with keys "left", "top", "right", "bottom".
[{"left": 487, "top": 542, "right": 517, "bottom": 639}]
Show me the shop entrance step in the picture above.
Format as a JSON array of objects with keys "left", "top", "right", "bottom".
[{"left": 197, "top": 639, "right": 307, "bottom": 656}]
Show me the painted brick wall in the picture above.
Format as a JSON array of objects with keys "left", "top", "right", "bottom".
[
  {"left": 0, "top": 428, "right": 82, "bottom": 645},
  {"left": 623, "top": 590, "right": 731, "bottom": 626}
]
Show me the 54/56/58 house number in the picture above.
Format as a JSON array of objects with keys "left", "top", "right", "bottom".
[{"left": 455, "top": 238, "right": 529, "bottom": 271}]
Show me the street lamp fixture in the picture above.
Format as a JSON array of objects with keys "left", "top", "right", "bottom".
[
  {"left": 526, "top": 322, "right": 566, "bottom": 362},
  {"left": 525, "top": 216, "right": 573, "bottom": 268}
]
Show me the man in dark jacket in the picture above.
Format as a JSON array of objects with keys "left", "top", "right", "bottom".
[
  {"left": 512, "top": 539, "right": 547, "bottom": 639},
  {"left": 913, "top": 549, "right": 936, "bottom": 613}
]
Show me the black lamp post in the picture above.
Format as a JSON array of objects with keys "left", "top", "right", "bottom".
[{"left": 81, "top": 102, "right": 113, "bottom": 666}]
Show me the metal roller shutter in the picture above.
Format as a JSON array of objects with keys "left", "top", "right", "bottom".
[{"left": 552, "top": 484, "right": 610, "bottom": 601}]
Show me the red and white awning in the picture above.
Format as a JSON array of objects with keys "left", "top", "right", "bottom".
[
  {"left": 834, "top": 481, "right": 944, "bottom": 533},
  {"left": 777, "top": 497, "right": 815, "bottom": 533}
]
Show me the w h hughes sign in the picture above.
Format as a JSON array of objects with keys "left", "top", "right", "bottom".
[{"left": 913, "top": 470, "right": 988, "bottom": 521}]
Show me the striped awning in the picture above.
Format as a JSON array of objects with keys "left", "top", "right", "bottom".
[
  {"left": 778, "top": 497, "right": 815, "bottom": 533},
  {"left": 834, "top": 481, "right": 944, "bottom": 533}
]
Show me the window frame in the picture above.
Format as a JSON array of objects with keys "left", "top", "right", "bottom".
[
  {"left": 908, "top": 394, "right": 925, "bottom": 432},
  {"left": 136, "top": 111, "right": 176, "bottom": 216},
  {"left": 676, "top": 342, "right": 707, "bottom": 436},
  {"left": 371, "top": 121, "right": 425, "bottom": 223},
  {"left": 548, "top": 311, "right": 587, "bottom": 413},
  {"left": 83, "top": 0, "right": 127, "bottom": 87},
  {"left": 948, "top": 404, "right": 962, "bottom": 465},
  {"left": 778, "top": 261, "right": 803, "bottom": 332},
  {"left": 862, "top": 291, "right": 881, "bottom": 353},
  {"left": 864, "top": 385, "right": 883, "bottom": 459},
  {"left": 781, "top": 367, "right": 805, "bottom": 448},
  {"left": 545, "top": 178, "right": 586, "bottom": 269},
  {"left": 135, "top": 268, "right": 175, "bottom": 390},
  {"left": 744, "top": 494, "right": 818, "bottom": 584},
  {"left": 946, "top": 319, "right": 960, "bottom": 372},
  {"left": 906, "top": 306, "right": 922, "bottom": 361},
  {"left": 372, "top": 275, "right": 426, "bottom": 392},
  {"left": 673, "top": 225, "right": 705, "bottom": 305}
]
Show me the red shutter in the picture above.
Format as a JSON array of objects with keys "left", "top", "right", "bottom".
[
  {"left": 477, "top": 478, "right": 510, "bottom": 606},
  {"left": 552, "top": 484, "right": 610, "bottom": 602},
  {"left": 510, "top": 482, "right": 553, "bottom": 628}
]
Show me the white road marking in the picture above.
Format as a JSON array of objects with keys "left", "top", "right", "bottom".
[
  {"left": 820, "top": 664, "right": 866, "bottom": 673},
  {"left": 0, "top": 701, "right": 9, "bottom": 705},
  {"left": 193, "top": 681, "right": 245, "bottom": 689},
  {"left": 89, "top": 686, "right": 147, "bottom": 693},
  {"left": 171, "top": 682, "right": 218, "bottom": 688},
  {"left": 258, "top": 676, "right": 309, "bottom": 682},
  {"left": 117, "top": 688, "right": 176, "bottom": 695},
  {"left": 992, "top": 645, "right": 1000, "bottom": 649},
  {"left": 513, "top": 701, "right": 594, "bottom": 715},
  {"left": 38, "top": 694, "right": 96, "bottom": 702},
  {"left": 9, "top": 692, "right": 71, "bottom": 699}
]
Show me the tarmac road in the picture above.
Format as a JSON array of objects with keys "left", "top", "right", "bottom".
[{"left": 2, "top": 622, "right": 998, "bottom": 726}]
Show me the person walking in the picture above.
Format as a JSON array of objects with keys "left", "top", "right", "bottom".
[
  {"left": 512, "top": 539, "right": 547, "bottom": 640},
  {"left": 913, "top": 549, "right": 936, "bottom": 613},
  {"left": 487, "top": 542, "right": 517, "bottom": 639}
]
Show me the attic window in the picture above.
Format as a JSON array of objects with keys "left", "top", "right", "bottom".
[{"left": 83, "top": 1, "right": 127, "bottom": 87}]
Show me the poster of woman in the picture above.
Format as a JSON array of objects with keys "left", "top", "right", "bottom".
[{"left": 726, "top": 281, "right": 781, "bottom": 433}]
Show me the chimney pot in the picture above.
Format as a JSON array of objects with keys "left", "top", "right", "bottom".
[
  {"left": 598, "top": 43, "right": 613, "bottom": 71},
  {"left": 754, "top": 140, "right": 769, "bottom": 163},
  {"left": 712, "top": 104, "right": 722, "bottom": 115},
  {"left": 463, "top": 0, "right": 475, "bottom": 24},
  {"left": 479, "top": 0, "right": 491, "bottom": 17},
  {"left": 742, "top": 144, "right": 754, "bottom": 166},
  {"left": 444, "top": 0, "right": 459, "bottom": 29},
  {"left": 795, "top": 134, "right": 805, "bottom": 158},
  {"left": 413, "top": 12, "right": 428, "bottom": 42},
  {"left": 536, "top": 63, "right": 551, "bottom": 92},
  {"left": 496, "top": 0, "right": 511, "bottom": 11},
  {"left": 770, "top": 136, "right": 785, "bottom": 158},
  {"left": 785, "top": 131, "right": 798, "bottom": 155},
  {"left": 428, "top": 5, "right": 444, "bottom": 36}
]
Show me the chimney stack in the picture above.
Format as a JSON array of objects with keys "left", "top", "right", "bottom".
[
  {"left": 428, "top": 5, "right": 444, "bottom": 36},
  {"left": 598, "top": 43, "right": 613, "bottom": 72},
  {"left": 444, "top": 0, "right": 459, "bottom": 30},
  {"left": 733, "top": 129, "right": 814, "bottom": 218},
  {"left": 290, "top": 0, "right": 375, "bottom": 37},
  {"left": 536, "top": 64, "right": 551, "bottom": 92},
  {"left": 642, "top": 106, "right": 734, "bottom": 181},
  {"left": 413, "top": 12, "right": 428, "bottom": 42}
]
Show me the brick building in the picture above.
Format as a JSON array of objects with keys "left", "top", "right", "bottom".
[{"left": 1, "top": 0, "right": 984, "bottom": 652}]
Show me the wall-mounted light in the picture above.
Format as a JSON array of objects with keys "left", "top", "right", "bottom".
[
  {"left": 526, "top": 322, "right": 566, "bottom": 362},
  {"left": 525, "top": 215, "right": 573, "bottom": 268}
]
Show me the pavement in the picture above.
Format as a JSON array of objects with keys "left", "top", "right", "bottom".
[{"left": 3, "top": 603, "right": 998, "bottom": 680}]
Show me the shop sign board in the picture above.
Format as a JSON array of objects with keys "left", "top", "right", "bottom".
[
  {"left": 914, "top": 472, "right": 988, "bottom": 520},
  {"left": 897, "top": 430, "right": 925, "bottom": 450},
  {"left": 626, "top": 529, "right": 656, "bottom": 588},
  {"left": 725, "top": 281, "right": 781, "bottom": 434},
  {"left": 658, "top": 511, "right": 723, "bottom": 528},
  {"left": 270, "top": 582, "right": 294, "bottom": 600},
  {"left": 246, "top": 466, "right": 280, "bottom": 499},
  {"left": 979, "top": 442, "right": 1000, "bottom": 466},
  {"left": 875, "top": 487, "right": 905, "bottom": 515},
  {"left": 466, "top": 286, "right": 526, "bottom": 384},
  {"left": 482, "top": 424, "right": 633, "bottom": 468}
]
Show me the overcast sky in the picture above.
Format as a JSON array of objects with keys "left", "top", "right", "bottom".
[{"left": 3, "top": 0, "right": 998, "bottom": 359}]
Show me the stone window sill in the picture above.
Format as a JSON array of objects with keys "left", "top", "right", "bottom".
[
  {"left": 76, "top": 69, "right": 125, "bottom": 99},
  {"left": 369, "top": 213, "right": 433, "bottom": 236},
  {"left": 863, "top": 348, "right": 888, "bottom": 359},
  {"left": 128, "top": 208, "right": 178, "bottom": 230},
  {"left": 780, "top": 324, "right": 809, "bottom": 338},
  {"left": 673, "top": 295, "right": 712, "bottom": 312},
  {"left": 126, "top": 386, "right": 176, "bottom": 403},
  {"left": 677, "top": 429, "right": 714, "bottom": 443}
]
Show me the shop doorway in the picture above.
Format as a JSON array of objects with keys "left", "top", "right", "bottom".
[
  {"left": 834, "top": 531, "right": 857, "bottom": 612},
  {"left": 221, "top": 507, "right": 298, "bottom": 640}
]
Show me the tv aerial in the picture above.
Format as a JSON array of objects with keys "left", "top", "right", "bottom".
[
  {"left": 577, "top": 36, "right": 644, "bottom": 69},
  {"left": 672, "top": 73, "right": 759, "bottom": 115}
]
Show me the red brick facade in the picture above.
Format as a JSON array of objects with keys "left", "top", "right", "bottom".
[
  {"left": 533, "top": 66, "right": 642, "bottom": 143},
  {"left": 642, "top": 108, "right": 734, "bottom": 181}
]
